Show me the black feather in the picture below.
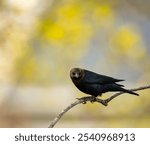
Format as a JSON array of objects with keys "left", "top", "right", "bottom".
[{"left": 70, "top": 68, "right": 139, "bottom": 97}]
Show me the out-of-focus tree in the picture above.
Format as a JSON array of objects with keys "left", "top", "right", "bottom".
[
  {"left": 0, "top": 0, "right": 149, "bottom": 85},
  {"left": 0, "top": 0, "right": 150, "bottom": 127},
  {"left": 15, "top": 0, "right": 118, "bottom": 85}
]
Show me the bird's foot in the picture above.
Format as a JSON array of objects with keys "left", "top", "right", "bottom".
[
  {"left": 76, "top": 97, "right": 87, "bottom": 104},
  {"left": 101, "top": 100, "right": 108, "bottom": 106},
  {"left": 90, "top": 97, "right": 96, "bottom": 103}
]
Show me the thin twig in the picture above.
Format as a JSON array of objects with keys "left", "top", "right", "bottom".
[{"left": 48, "top": 85, "right": 150, "bottom": 128}]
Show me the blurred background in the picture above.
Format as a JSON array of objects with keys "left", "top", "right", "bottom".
[{"left": 0, "top": 0, "right": 150, "bottom": 128}]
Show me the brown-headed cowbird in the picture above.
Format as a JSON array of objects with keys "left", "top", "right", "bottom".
[{"left": 70, "top": 68, "right": 139, "bottom": 97}]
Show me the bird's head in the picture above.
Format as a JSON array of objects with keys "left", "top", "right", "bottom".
[{"left": 70, "top": 68, "right": 85, "bottom": 80}]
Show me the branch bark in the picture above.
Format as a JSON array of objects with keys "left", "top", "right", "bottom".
[{"left": 48, "top": 85, "right": 150, "bottom": 128}]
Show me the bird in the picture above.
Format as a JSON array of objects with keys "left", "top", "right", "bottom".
[{"left": 70, "top": 67, "right": 139, "bottom": 97}]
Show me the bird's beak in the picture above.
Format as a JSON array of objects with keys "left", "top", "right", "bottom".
[{"left": 74, "top": 73, "right": 79, "bottom": 78}]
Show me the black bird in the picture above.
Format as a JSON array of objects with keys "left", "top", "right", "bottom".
[{"left": 70, "top": 68, "right": 139, "bottom": 97}]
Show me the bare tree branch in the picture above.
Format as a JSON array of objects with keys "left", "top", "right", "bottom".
[{"left": 48, "top": 85, "right": 150, "bottom": 128}]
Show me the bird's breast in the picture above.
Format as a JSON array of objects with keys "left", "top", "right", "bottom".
[{"left": 73, "top": 80, "right": 102, "bottom": 96}]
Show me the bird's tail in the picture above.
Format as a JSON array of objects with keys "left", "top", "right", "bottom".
[
  {"left": 106, "top": 84, "right": 139, "bottom": 96},
  {"left": 121, "top": 88, "right": 139, "bottom": 96},
  {"left": 116, "top": 86, "right": 139, "bottom": 96}
]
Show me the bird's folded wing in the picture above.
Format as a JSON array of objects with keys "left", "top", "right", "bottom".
[{"left": 84, "top": 70, "right": 124, "bottom": 85}]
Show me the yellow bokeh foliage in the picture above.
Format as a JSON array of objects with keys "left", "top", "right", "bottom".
[{"left": 110, "top": 25, "right": 146, "bottom": 61}]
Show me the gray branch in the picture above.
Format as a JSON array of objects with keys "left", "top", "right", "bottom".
[{"left": 48, "top": 85, "right": 150, "bottom": 128}]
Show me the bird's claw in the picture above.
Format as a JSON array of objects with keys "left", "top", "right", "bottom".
[
  {"left": 101, "top": 100, "right": 108, "bottom": 106},
  {"left": 76, "top": 97, "right": 87, "bottom": 104},
  {"left": 90, "top": 97, "right": 96, "bottom": 103}
]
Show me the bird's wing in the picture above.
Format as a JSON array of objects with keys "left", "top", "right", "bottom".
[{"left": 84, "top": 70, "right": 125, "bottom": 85}]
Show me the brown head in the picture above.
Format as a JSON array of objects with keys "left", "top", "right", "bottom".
[{"left": 70, "top": 68, "right": 85, "bottom": 81}]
